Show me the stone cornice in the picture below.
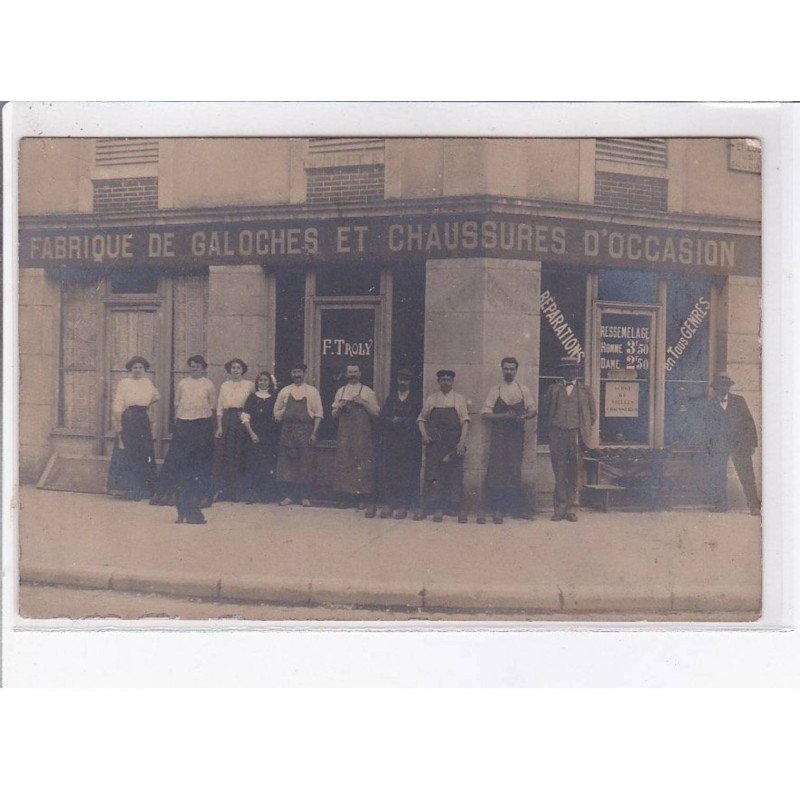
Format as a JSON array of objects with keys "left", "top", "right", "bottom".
[{"left": 19, "top": 194, "right": 761, "bottom": 238}]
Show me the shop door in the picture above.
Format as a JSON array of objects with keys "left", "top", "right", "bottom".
[
  {"left": 592, "top": 303, "right": 659, "bottom": 448},
  {"left": 103, "top": 305, "right": 163, "bottom": 455},
  {"left": 311, "top": 298, "right": 385, "bottom": 442}
]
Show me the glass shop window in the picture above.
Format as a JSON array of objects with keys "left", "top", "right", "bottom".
[
  {"left": 274, "top": 270, "right": 307, "bottom": 389},
  {"left": 315, "top": 263, "right": 381, "bottom": 296},
  {"left": 58, "top": 277, "right": 102, "bottom": 430},
  {"left": 109, "top": 266, "right": 159, "bottom": 294},
  {"left": 597, "top": 269, "right": 659, "bottom": 304},
  {"left": 664, "top": 275, "right": 712, "bottom": 446},
  {"left": 538, "top": 267, "right": 586, "bottom": 445}
]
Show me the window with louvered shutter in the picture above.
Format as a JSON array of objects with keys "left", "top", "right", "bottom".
[
  {"left": 596, "top": 138, "right": 668, "bottom": 168},
  {"left": 308, "top": 138, "right": 385, "bottom": 156},
  {"left": 95, "top": 139, "right": 159, "bottom": 167},
  {"left": 306, "top": 138, "right": 385, "bottom": 205}
]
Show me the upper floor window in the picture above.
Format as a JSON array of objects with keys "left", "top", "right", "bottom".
[
  {"left": 594, "top": 138, "right": 668, "bottom": 213},
  {"left": 305, "top": 138, "right": 385, "bottom": 206}
]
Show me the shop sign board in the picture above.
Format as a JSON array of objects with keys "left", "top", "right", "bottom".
[{"left": 20, "top": 210, "right": 761, "bottom": 276}]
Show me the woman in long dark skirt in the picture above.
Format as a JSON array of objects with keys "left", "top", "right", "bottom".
[
  {"left": 240, "top": 371, "right": 279, "bottom": 503},
  {"left": 107, "top": 356, "right": 160, "bottom": 501},
  {"left": 151, "top": 355, "right": 216, "bottom": 508},
  {"left": 213, "top": 357, "right": 255, "bottom": 501}
]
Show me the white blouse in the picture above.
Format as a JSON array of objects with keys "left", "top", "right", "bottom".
[
  {"left": 175, "top": 376, "right": 216, "bottom": 420},
  {"left": 217, "top": 379, "right": 255, "bottom": 414},
  {"left": 112, "top": 377, "right": 159, "bottom": 416}
]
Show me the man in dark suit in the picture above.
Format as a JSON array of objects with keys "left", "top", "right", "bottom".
[
  {"left": 545, "top": 356, "right": 597, "bottom": 522},
  {"left": 703, "top": 373, "right": 761, "bottom": 515}
]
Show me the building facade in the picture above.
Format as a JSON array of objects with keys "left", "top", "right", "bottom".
[{"left": 18, "top": 136, "right": 762, "bottom": 508}]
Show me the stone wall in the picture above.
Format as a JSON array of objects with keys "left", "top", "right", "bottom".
[
  {"left": 19, "top": 269, "right": 59, "bottom": 482},
  {"left": 720, "top": 275, "right": 762, "bottom": 503},
  {"left": 206, "top": 265, "right": 274, "bottom": 388},
  {"left": 423, "top": 257, "right": 541, "bottom": 511}
]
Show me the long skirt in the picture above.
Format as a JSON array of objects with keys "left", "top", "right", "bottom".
[
  {"left": 152, "top": 417, "right": 214, "bottom": 504},
  {"left": 213, "top": 408, "right": 248, "bottom": 498},
  {"left": 242, "top": 439, "right": 278, "bottom": 501},
  {"left": 107, "top": 406, "right": 156, "bottom": 497}
]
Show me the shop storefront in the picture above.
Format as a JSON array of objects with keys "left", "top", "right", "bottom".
[{"left": 19, "top": 195, "right": 761, "bottom": 508}]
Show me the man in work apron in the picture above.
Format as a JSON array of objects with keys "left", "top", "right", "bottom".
[
  {"left": 332, "top": 376, "right": 380, "bottom": 513},
  {"left": 484, "top": 394, "right": 529, "bottom": 521},
  {"left": 277, "top": 394, "right": 315, "bottom": 502},
  {"left": 425, "top": 405, "right": 466, "bottom": 520},
  {"left": 480, "top": 358, "right": 538, "bottom": 523}
]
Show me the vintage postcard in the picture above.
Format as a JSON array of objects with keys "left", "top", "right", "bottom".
[{"left": 12, "top": 118, "right": 765, "bottom": 623}]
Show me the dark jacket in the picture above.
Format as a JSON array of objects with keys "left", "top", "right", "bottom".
[
  {"left": 545, "top": 381, "right": 597, "bottom": 445},
  {"left": 703, "top": 392, "right": 758, "bottom": 453}
]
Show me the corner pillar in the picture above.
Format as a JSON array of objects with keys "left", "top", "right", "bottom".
[{"left": 423, "top": 257, "right": 542, "bottom": 512}]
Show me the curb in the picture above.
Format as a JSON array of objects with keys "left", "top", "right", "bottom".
[{"left": 19, "top": 563, "right": 761, "bottom": 617}]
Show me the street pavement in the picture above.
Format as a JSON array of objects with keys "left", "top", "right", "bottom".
[{"left": 16, "top": 486, "right": 762, "bottom": 620}]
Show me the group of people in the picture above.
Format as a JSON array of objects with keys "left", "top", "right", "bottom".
[{"left": 107, "top": 352, "right": 761, "bottom": 525}]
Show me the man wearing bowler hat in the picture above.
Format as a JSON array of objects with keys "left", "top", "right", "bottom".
[
  {"left": 545, "top": 356, "right": 596, "bottom": 522},
  {"left": 703, "top": 373, "right": 761, "bottom": 515}
]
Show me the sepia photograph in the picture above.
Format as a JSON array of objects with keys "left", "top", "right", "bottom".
[{"left": 14, "top": 130, "right": 763, "bottom": 622}]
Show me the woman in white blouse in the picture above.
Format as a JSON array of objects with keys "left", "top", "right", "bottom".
[
  {"left": 151, "top": 355, "right": 216, "bottom": 509},
  {"left": 213, "top": 357, "right": 255, "bottom": 501},
  {"left": 107, "top": 356, "right": 159, "bottom": 501}
]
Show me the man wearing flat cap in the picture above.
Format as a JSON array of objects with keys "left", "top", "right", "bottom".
[
  {"left": 376, "top": 368, "right": 423, "bottom": 519},
  {"left": 545, "top": 356, "right": 596, "bottom": 522},
  {"left": 703, "top": 373, "right": 761, "bottom": 515},
  {"left": 416, "top": 369, "right": 470, "bottom": 523}
]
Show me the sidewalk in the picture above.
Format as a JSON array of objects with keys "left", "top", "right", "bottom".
[{"left": 17, "top": 486, "right": 762, "bottom": 619}]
